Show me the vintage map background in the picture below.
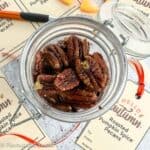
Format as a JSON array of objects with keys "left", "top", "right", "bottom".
[{"left": 0, "top": 0, "right": 150, "bottom": 149}]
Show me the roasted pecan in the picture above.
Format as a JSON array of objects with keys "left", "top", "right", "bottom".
[
  {"left": 45, "top": 45, "right": 63, "bottom": 68},
  {"left": 35, "top": 51, "right": 43, "bottom": 73},
  {"left": 54, "top": 45, "right": 69, "bottom": 67},
  {"left": 93, "top": 52, "right": 108, "bottom": 74},
  {"left": 62, "top": 89, "right": 98, "bottom": 104},
  {"left": 46, "top": 44, "right": 69, "bottom": 68},
  {"left": 37, "top": 88, "right": 58, "bottom": 103},
  {"left": 42, "top": 58, "right": 53, "bottom": 74},
  {"left": 82, "top": 39, "right": 89, "bottom": 56},
  {"left": 58, "top": 38, "right": 68, "bottom": 51},
  {"left": 75, "top": 58, "right": 102, "bottom": 91},
  {"left": 80, "top": 38, "right": 90, "bottom": 59},
  {"left": 38, "top": 74, "right": 56, "bottom": 83},
  {"left": 43, "top": 50, "right": 61, "bottom": 70},
  {"left": 67, "top": 36, "right": 90, "bottom": 64},
  {"left": 33, "top": 51, "right": 43, "bottom": 81},
  {"left": 67, "top": 35, "right": 80, "bottom": 65},
  {"left": 93, "top": 53, "right": 109, "bottom": 88},
  {"left": 85, "top": 55, "right": 103, "bottom": 88},
  {"left": 54, "top": 68, "right": 80, "bottom": 91},
  {"left": 75, "top": 59, "right": 93, "bottom": 89}
]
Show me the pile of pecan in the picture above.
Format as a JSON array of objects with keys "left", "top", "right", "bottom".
[{"left": 33, "top": 35, "right": 109, "bottom": 112}]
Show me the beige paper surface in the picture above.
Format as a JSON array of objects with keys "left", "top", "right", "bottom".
[
  {"left": 0, "top": 76, "right": 56, "bottom": 150},
  {"left": 77, "top": 81, "right": 150, "bottom": 150}
]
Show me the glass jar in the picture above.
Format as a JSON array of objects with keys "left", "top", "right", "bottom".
[
  {"left": 98, "top": 2, "right": 150, "bottom": 58},
  {"left": 20, "top": 17, "right": 127, "bottom": 122}
]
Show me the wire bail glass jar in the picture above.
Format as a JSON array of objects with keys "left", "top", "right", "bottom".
[{"left": 20, "top": 17, "right": 127, "bottom": 122}]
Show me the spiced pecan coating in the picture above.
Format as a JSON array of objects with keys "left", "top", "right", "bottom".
[
  {"left": 46, "top": 44, "right": 69, "bottom": 68},
  {"left": 85, "top": 55, "right": 103, "bottom": 88},
  {"left": 54, "top": 45, "right": 69, "bottom": 67},
  {"left": 43, "top": 49, "right": 61, "bottom": 70},
  {"left": 38, "top": 74, "right": 56, "bottom": 83},
  {"left": 58, "top": 38, "right": 68, "bottom": 51},
  {"left": 67, "top": 35, "right": 80, "bottom": 65},
  {"left": 67, "top": 35, "right": 90, "bottom": 64},
  {"left": 62, "top": 89, "right": 97, "bottom": 104},
  {"left": 75, "top": 58, "right": 94, "bottom": 89},
  {"left": 93, "top": 52, "right": 109, "bottom": 88},
  {"left": 37, "top": 88, "right": 58, "bottom": 103},
  {"left": 80, "top": 38, "right": 90, "bottom": 59},
  {"left": 33, "top": 51, "right": 43, "bottom": 81},
  {"left": 45, "top": 45, "right": 63, "bottom": 68},
  {"left": 75, "top": 57, "right": 102, "bottom": 91},
  {"left": 54, "top": 68, "right": 80, "bottom": 91}
]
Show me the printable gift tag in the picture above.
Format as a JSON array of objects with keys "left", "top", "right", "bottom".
[
  {"left": 77, "top": 81, "right": 150, "bottom": 150},
  {"left": 0, "top": 75, "right": 56, "bottom": 150}
]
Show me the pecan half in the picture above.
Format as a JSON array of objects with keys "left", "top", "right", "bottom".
[
  {"left": 67, "top": 36, "right": 90, "bottom": 64},
  {"left": 38, "top": 74, "right": 56, "bottom": 84},
  {"left": 43, "top": 50, "right": 61, "bottom": 70},
  {"left": 62, "top": 89, "right": 98, "bottom": 104},
  {"left": 58, "top": 38, "right": 68, "bottom": 51},
  {"left": 85, "top": 55, "right": 103, "bottom": 88},
  {"left": 54, "top": 68, "right": 80, "bottom": 91},
  {"left": 80, "top": 38, "right": 90, "bottom": 59},
  {"left": 37, "top": 88, "right": 58, "bottom": 104},
  {"left": 33, "top": 51, "right": 43, "bottom": 81},
  {"left": 93, "top": 53, "right": 109, "bottom": 88},
  {"left": 67, "top": 35, "right": 80, "bottom": 65},
  {"left": 75, "top": 58, "right": 94, "bottom": 89},
  {"left": 54, "top": 45, "right": 69, "bottom": 67},
  {"left": 47, "top": 44, "right": 69, "bottom": 68},
  {"left": 75, "top": 57, "right": 102, "bottom": 91}
]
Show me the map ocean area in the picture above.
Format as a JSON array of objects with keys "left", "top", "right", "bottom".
[
  {"left": 0, "top": 76, "right": 56, "bottom": 150},
  {"left": 77, "top": 81, "right": 150, "bottom": 150}
]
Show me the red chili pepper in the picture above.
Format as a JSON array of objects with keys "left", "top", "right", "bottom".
[{"left": 129, "top": 60, "right": 145, "bottom": 99}]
